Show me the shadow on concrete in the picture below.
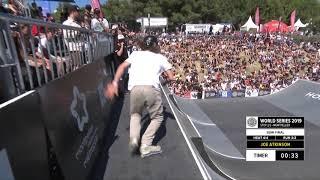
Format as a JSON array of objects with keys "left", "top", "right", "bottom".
[{"left": 89, "top": 97, "right": 125, "bottom": 180}]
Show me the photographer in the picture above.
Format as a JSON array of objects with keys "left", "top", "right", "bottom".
[{"left": 114, "top": 34, "right": 129, "bottom": 94}]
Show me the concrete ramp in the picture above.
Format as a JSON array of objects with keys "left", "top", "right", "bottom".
[
  {"left": 262, "top": 80, "right": 320, "bottom": 126},
  {"left": 165, "top": 80, "right": 320, "bottom": 179},
  {"left": 171, "top": 95, "right": 244, "bottom": 159}
]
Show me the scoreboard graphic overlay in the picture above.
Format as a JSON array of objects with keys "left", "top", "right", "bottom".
[{"left": 246, "top": 116, "right": 304, "bottom": 161}]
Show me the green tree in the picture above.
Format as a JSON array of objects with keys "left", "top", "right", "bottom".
[{"left": 102, "top": 0, "right": 320, "bottom": 33}]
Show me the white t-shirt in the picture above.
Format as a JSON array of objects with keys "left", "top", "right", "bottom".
[
  {"left": 126, "top": 51, "right": 172, "bottom": 90},
  {"left": 62, "top": 18, "right": 82, "bottom": 51},
  {"left": 91, "top": 18, "right": 109, "bottom": 32},
  {"left": 38, "top": 35, "right": 48, "bottom": 54}
]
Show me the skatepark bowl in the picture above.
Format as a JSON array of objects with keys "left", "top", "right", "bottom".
[{"left": 161, "top": 79, "right": 320, "bottom": 180}]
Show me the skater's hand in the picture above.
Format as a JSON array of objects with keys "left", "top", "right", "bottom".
[{"left": 104, "top": 81, "right": 118, "bottom": 100}]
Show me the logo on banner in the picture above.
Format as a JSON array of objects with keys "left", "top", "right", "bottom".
[
  {"left": 70, "top": 86, "right": 89, "bottom": 132},
  {"left": 205, "top": 91, "right": 216, "bottom": 98},
  {"left": 191, "top": 91, "right": 198, "bottom": 99},
  {"left": 305, "top": 92, "right": 320, "bottom": 101},
  {"left": 222, "top": 91, "right": 228, "bottom": 97},
  {"left": 246, "top": 116, "right": 258, "bottom": 128},
  {"left": 246, "top": 89, "right": 252, "bottom": 97},
  {"left": 232, "top": 91, "right": 237, "bottom": 97}
]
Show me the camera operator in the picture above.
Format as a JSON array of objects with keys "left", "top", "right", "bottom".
[{"left": 114, "top": 34, "right": 129, "bottom": 94}]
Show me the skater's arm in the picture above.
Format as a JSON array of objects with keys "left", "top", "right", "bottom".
[
  {"left": 113, "top": 61, "right": 130, "bottom": 84},
  {"left": 105, "top": 61, "right": 130, "bottom": 99},
  {"left": 161, "top": 69, "right": 175, "bottom": 86},
  {"left": 164, "top": 69, "right": 175, "bottom": 81},
  {"left": 161, "top": 56, "right": 175, "bottom": 83}
]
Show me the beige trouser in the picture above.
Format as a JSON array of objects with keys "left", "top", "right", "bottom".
[{"left": 130, "top": 85, "right": 163, "bottom": 146}]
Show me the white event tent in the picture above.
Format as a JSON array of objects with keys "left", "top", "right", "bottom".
[
  {"left": 241, "top": 16, "right": 259, "bottom": 31},
  {"left": 294, "top": 19, "right": 308, "bottom": 31}
]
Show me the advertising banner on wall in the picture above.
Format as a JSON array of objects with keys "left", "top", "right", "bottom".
[{"left": 38, "top": 58, "right": 113, "bottom": 180}]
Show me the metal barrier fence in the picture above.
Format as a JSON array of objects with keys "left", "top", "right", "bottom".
[{"left": 0, "top": 13, "right": 114, "bottom": 100}]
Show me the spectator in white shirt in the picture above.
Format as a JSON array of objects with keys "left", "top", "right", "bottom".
[
  {"left": 38, "top": 29, "right": 69, "bottom": 77},
  {"left": 91, "top": 8, "right": 109, "bottom": 32},
  {"left": 62, "top": 5, "right": 82, "bottom": 70}
]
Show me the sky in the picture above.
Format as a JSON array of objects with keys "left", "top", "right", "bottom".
[{"left": 31, "top": 0, "right": 107, "bottom": 13}]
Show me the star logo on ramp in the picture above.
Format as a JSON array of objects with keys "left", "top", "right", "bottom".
[{"left": 70, "top": 86, "right": 89, "bottom": 132}]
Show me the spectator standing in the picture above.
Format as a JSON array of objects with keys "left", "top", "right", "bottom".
[
  {"left": 83, "top": 5, "right": 92, "bottom": 29},
  {"left": 62, "top": 5, "right": 81, "bottom": 70},
  {"left": 60, "top": 6, "right": 69, "bottom": 23},
  {"left": 38, "top": 7, "right": 44, "bottom": 20},
  {"left": 115, "top": 34, "right": 128, "bottom": 65},
  {"left": 91, "top": 8, "right": 109, "bottom": 32},
  {"left": 30, "top": 2, "right": 38, "bottom": 18},
  {"left": 114, "top": 34, "right": 129, "bottom": 94}
]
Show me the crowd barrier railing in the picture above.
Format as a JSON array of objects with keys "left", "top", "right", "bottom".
[
  {"left": 0, "top": 13, "right": 114, "bottom": 102},
  {"left": 0, "top": 14, "right": 116, "bottom": 180}
]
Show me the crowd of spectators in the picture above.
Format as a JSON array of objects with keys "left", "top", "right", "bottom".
[
  {"left": 160, "top": 33, "right": 320, "bottom": 98},
  {"left": 1, "top": 1, "right": 127, "bottom": 88},
  {"left": 1, "top": 1, "right": 140, "bottom": 103},
  {"left": 2, "top": 0, "right": 320, "bottom": 100},
  {"left": 0, "top": 1, "right": 113, "bottom": 33}
]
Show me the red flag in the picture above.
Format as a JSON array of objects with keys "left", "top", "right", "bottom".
[
  {"left": 290, "top": 10, "right": 296, "bottom": 32},
  {"left": 255, "top": 7, "right": 260, "bottom": 26},
  {"left": 91, "top": 0, "right": 101, "bottom": 9},
  {"left": 91, "top": 0, "right": 103, "bottom": 17}
]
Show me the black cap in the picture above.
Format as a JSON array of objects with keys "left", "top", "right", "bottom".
[
  {"left": 144, "top": 36, "right": 158, "bottom": 47},
  {"left": 85, "top": 4, "right": 92, "bottom": 11}
]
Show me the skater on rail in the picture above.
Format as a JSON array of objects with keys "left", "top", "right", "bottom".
[{"left": 105, "top": 35, "right": 175, "bottom": 158}]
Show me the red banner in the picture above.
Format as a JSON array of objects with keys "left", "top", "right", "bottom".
[
  {"left": 290, "top": 10, "right": 296, "bottom": 32},
  {"left": 255, "top": 7, "right": 260, "bottom": 26},
  {"left": 91, "top": 0, "right": 101, "bottom": 9}
]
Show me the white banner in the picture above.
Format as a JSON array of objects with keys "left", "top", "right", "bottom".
[
  {"left": 245, "top": 88, "right": 259, "bottom": 97},
  {"left": 246, "top": 129, "right": 305, "bottom": 136},
  {"left": 185, "top": 24, "right": 212, "bottom": 33},
  {"left": 137, "top": 17, "right": 168, "bottom": 27},
  {"left": 190, "top": 91, "right": 198, "bottom": 99}
]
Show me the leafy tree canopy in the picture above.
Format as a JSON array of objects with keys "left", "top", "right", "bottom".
[{"left": 102, "top": 0, "right": 320, "bottom": 32}]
